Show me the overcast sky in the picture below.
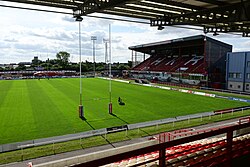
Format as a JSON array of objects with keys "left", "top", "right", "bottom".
[{"left": 0, "top": 2, "right": 249, "bottom": 64}]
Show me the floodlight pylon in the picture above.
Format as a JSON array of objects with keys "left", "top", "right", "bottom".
[{"left": 76, "top": 16, "right": 84, "bottom": 118}]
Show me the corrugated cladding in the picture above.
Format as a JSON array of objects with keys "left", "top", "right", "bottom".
[
  {"left": 246, "top": 52, "right": 250, "bottom": 82},
  {"left": 205, "top": 38, "right": 232, "bottom": 87},
  {"left": 227, "top": 52, "right": 246, "bottom": 82}
]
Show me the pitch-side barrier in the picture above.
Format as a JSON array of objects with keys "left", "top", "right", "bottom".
[{"left": 0, "top": 106, "right": 249, "bottom": 153}]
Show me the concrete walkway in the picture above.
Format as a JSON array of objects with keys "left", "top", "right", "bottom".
[{"left": 1, "top": 117, "right": 244, "bottom": 167}]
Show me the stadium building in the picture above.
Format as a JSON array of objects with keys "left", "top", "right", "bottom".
[
  {"left": 1, "top": 1, "right": 250, "bottom": 167},
  {"left": 128, "top": 35, "right": 232, "bottom": 88},
  {"left": 226, "top": 52, "right": 250, "bottom": 92}
]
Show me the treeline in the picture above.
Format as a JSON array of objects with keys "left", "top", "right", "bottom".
[{"left": 0, "top": 51, "right": 132, "bottom": 72}]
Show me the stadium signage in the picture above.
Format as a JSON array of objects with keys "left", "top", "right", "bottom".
[
  {"left": 107, "top": 125, "right": 128, "bottom": 134},
  {"left": 231, "top": 97, "right": 250, "bottom": 103},
  {"left": 215, "top": 95, "right": 229, "bottom": 99},
  {"left": 176, "top": 88, "right": 215, "bottom": 97},
  {"left": 215, "top": 95, "right": 250, "bottom": 103},
  {"left": 180, "top": 89, "right": 189, "bottom": 93}
]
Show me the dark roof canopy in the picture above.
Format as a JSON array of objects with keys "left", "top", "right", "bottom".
[
  {"left": 128, "top": 35, "right": 232, "bottom": 55},
  {"left": 1, "top": 0, "right": 250, "bottom": 36}
]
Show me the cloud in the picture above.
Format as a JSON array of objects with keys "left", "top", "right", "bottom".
[
  {"left": 241, "top": 41, "right": 250, "bottom": 47},
  {"left": 3, "top": 38, "right": 18, "bottom": 43},
  {"left": 0, "top": 2, "right": 249, "bottom": 64},
  {"left": 62, "top": 16, "right": 75, "bottom": 23},
  {"left": 14, "top": 43, "right": 45, "bottom": 51},
  {"left": 26, "top": 28, "right": 77, "bottom": 41},
  {"left": 0, "top": 43, "right": 10, "bottom": 49},
  {"left": 232, "top": 40, "right": 250, "bottom": 52}
]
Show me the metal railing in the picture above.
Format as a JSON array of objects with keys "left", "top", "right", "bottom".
[
  {"left": 1, "top": 106, "right": 249, "bottom": 153},
  {"left": 200, "top": 87, "right": 250, "bottom": 96},
  {"left": 72, "top": 121, "right": 250, "bottom": 167}
]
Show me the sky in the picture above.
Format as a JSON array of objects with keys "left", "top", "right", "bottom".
[{"left": 0, "top": 1, "right": 250, "bottom": 64}]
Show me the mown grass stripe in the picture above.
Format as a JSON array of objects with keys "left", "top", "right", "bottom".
[
  {"left": 0, "top": 80, "right": 36, "bottom": 143},
  {"left": 0, "top": 78, "right": 248, "bottom": 144},
  {"left": 38, "top": 79, "right": 93, "bottom": 133}
]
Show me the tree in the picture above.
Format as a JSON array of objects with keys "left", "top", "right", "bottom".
[
  {"left": 127, "top": 61, "right": 132, "bottom": 68},
  {"left": 51, "top": 64, "right": 61, "bottom": 70},
  {"left": 117, "top": 64, "right": 130, "bottom": 70},
  {"left": 31, "top": 56, "right": 42, "bottom": 66},
  {"left": 67, "top": 63, "right": 79, "bottom": 71},
  {"left": 49, "top": 59, "right": 58, "bottom": 65},
  {"left": 56, "top": 51, "right": 70, "bottom": 69},
  {"left": 16, "top": 64, "right": 26, "bottom": 71}
]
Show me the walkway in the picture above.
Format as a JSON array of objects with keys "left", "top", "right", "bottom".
[{"left": 1, "top": 117, "right": 244, "bottom": 167}]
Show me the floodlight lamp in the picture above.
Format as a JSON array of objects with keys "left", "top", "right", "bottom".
[
  {"left": 242, "top": 32, "right": 249, "bottom": 37},
  {"left": 91, "top": 36, "right": 97, "bottom": 40},
  {"left": 157, "top": 25, "right": 164, "bottom": 30},
  {"left": 75, "top": 16, "right": 83, "bottom": 22}
]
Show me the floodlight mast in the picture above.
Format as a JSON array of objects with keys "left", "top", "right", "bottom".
[
  {"left": 75, "top": 15, "right": 84, "bottom": 118},
  {"left": 91, "top": 36, "right": 97, "bottom": 77},
  {"left": 108, "top": 24, "right": 112, "bottom": 114},
  {"left": 79, "top": 21, "right": 82, "bottom": 106},
  {"left": 103, "top": 39, "right": 109, "bottom": 64}
]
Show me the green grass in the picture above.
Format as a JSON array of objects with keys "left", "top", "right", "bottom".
[
  {"left": 0, "top": 78, "right": 248, "bottom": 144},
  {"left": 1, "top": 109, "right": 250, "bottom": 165}
]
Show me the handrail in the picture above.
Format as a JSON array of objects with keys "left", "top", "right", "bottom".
[
  {"left": 74, "top": 122, "right": 250, "bottom": 167},
  {"left": 7, "top": 106, "right": 249, "bottom": 153}
]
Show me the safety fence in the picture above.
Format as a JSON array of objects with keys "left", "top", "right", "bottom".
[
  {"left": 158, "top": 124, "right": 232, "bottom": 143},
  {"left": 126, "top": 78, "right": 250, "bottom": 103},
  {"left": 200, "top": 87, "right": 250, "bottom": 96},
  {"left": 151, "top": 80, "right": 250, "bottom": 96},
  {"left": 36, "top": 120, "right": 250, "bottom": 167}
]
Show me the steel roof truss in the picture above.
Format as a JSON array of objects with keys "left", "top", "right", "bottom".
[
  {"left": 102, "top": 7, "right": 157, "bottom": 19},
  {"left": 150, "top": 1, "right": 250, "bottom": 26},
  {"left": 101, "top": 10, "right": 154, "bottom": 19},
  {"left": 123, "top": 4, "right": 172, "bottom": 17},
  {"left": 0, "top": 0, "right": 77, "bottom": 9},
  {"left": 204, "top": 23, "right": 250, "bottom": 37},
  {"left": 131, "top": 1, "right": 187, "bottom": 14},
  {"left": 74, "top": 0, "right": 130, "bottom": 15},
  {"left": 148, "top": 0, "right": 204, "bottom": 11},
  {"left": 195, "top": 0, "right": 229, "bottom": 6}
]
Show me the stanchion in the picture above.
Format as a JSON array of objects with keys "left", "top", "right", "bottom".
[
  {"left": 79, "top": 105, "right": 84, "bottom": 118},
  {"left": 109, "top": 103, "right": 112, "bottom": 114}
]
